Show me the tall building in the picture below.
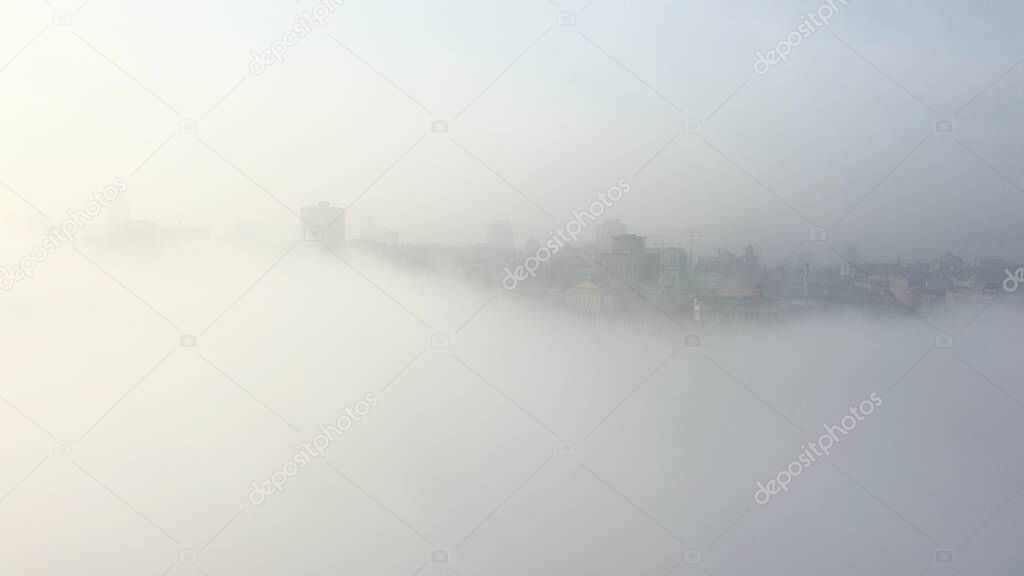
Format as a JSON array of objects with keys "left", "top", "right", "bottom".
[
  {"left": 611, "top": 234, "right": 646, "bottom": 254},
  {"left": 300, "top": 202, "right": 345, "bottom": 249},
  {"left": 598, "top": 234, "right": 659, "bottom": 286},
  {"left": 659, "top": 246, "right": 689, "bottom": 287},
  {"left": 596, "top": 219, "right": 627, "bottom": 248}
]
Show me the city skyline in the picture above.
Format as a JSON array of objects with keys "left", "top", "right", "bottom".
[
  {"left": 3, "top": 1, "right": 1024, "bottom": 263},
  {"left": 3, "top": 1, "right": 1024, "bottom": 575}
]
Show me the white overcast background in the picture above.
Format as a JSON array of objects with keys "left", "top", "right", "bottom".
[{"left": 2, "top": 0, "right": 1024, "bottom": 575}]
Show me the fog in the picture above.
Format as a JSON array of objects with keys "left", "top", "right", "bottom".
[
  {"left": 1, "top": 237, "right": 1022, "bottom": 575},
  {"left": 4, "top": 0, "right": 1024, "bottom": 574}
]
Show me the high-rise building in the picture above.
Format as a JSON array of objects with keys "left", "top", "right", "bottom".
[
  {"left": 300, "top": 202, "right": 345, "bottom": 249},
  {"left": 611, "top": 233, "right": 646, "bottom": 254},
  {"left": 596, "top": 219, "right": 627, "bottom": 248},
  {"left": 599, "top": 234, "right": 659, "bottom": 286},
  {"left": 659, "top": 246, "right": 689, "bottom": 287}
]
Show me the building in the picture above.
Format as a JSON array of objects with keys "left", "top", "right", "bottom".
[
  {"left": 300, "top": 202, "right": 345, "bottom": 249},
  {"left": 598, "top": 234, "right": 659, "bottom": 287},
  {"left": 104, "top": 219, "right": 209, "bottom": 250},
  {"left": 565, "top": 279, "right": 609, "bottom": 311},
  {"left": 657, "top": 246, "right": 689, "bottom": 289},
  {"left": 611, "top": 233, "right": 646, "bottom": 254},
  {"left": 596, "top": 219, "right": 627, "bottom": 248}
]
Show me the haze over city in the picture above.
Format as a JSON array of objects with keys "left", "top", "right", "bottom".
[{"left": 2, "top": 0, "right": 1024, "bottom": 575}]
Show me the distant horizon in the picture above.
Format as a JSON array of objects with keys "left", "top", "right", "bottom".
[{"left": 4, "top": 1, "right": 1024, "bottom": 574}]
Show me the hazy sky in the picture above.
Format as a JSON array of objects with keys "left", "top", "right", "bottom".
[
  {"left": 3, "top": 0, "right": 1024, "bottom": 264},
  {"left": 4, "top": 3, "right": 1024, "bottom": 575}
]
